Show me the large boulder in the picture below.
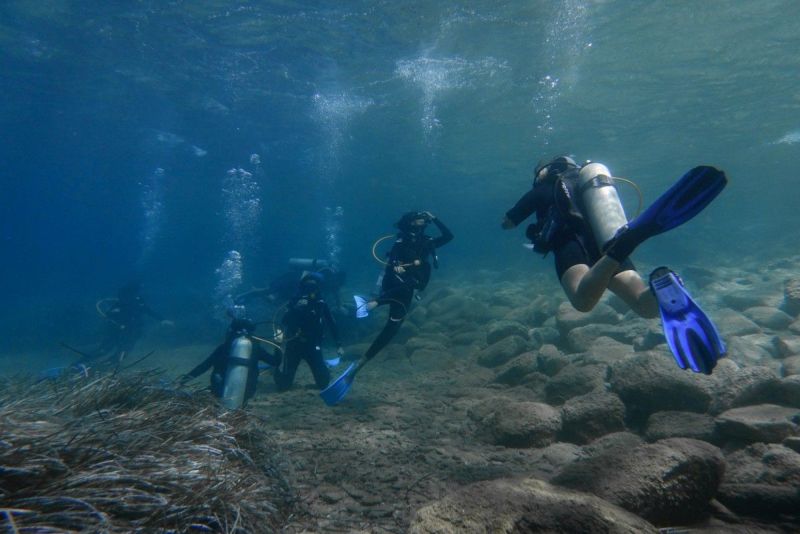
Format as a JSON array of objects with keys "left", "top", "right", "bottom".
[
  {"left": 644, "top": 411, "right": 717, "bottom": 443},
  {"left": 715, "top": 308, "right": 762, "bottom": 336},
  {"left": 743, "top": 306, "right": 795, "bottom": 331},
  {"left": 559, "top": 389, "right": 626, "bottom": 445},
  {"left": 565, "top": 325, "right": 637, "bottom": 354},
  {"left": 715, "top": 404, "right": 800, "bottom": 445},
  {"left": 486, "top": 320, "right": 529, "bottom": 345},
  {"left": 493, "top": 352, "right": 538, "bottom": 386},
  {"left": 469, "top": 399, "right": 561, "bottom": 448},
  {"left": 475, "top": 335, "right": 528, "bottom": 368},
  {"left": 718, "top": 443, "right": 800, "bottom": 517},
  {"left": 556, "top": 301, "right": 621, "bottom": 333},
  {"left": 409, "top": 477, "right": 658, "bottom": 534},
  {"left": 608, "top": 353, "right": 712, "bottom": 425},
  {"left": 706, "top": 361, "right": 780, "bottom": 414},
  {"left": 536, "top": 344, "right": 569, "bottom": 376},
  {"left": 783, "top": 278, "right": 800, "bottom": 317},
  {"left": 544, "top": 364, "right": 607, "bottom": 405},
  {"left": 552, "top": 438, "right": 725, "bottom": 525}
]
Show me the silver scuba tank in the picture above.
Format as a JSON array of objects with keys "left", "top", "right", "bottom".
[
  {"left": 575, "top": 163, "right": 628, "bottom": 250},
  {"left": 221, "top": 336, "right": 254, "bottom": 409},
  {"left": 288, "top": 258, "right": 328, "bottom": 270}
]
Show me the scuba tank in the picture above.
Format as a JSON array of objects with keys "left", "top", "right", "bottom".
[
  {"left": 575, "top": 162, "right": 629, "bottom": 250},
  {"left": 289, "top": 258, "right": 329, "bottom": 270},
  {"left": 221, "top": 336, "right": 254, "bottom": 409}
]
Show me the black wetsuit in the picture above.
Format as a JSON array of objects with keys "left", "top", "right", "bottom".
[
  {"left": 506, "top": 179, "right": 634, "bottom": 280},
  {"left": 275, "top": 295, "right": 340, "bottom": 391},
  {"left": 186, "top": 322, "right": 280, "bottom": 403},
  {"left": 83, "top": 295, "right": 163, "bottom": 365},
  {"left": 364, "top": 218, "right": 453, "bottom": 361}
]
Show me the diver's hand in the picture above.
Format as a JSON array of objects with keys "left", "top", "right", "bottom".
[
  {"left": 421, "top": 210, "right": 436, "bottom": 221},
  {"left": 394, "top": 265, "right": 406, "bottom": 274},
  {"left": 501, "top": 216, "right": 516, "bottom": 230},
  {"left": 337, "top": 346, "right": 345, "bottom": 357},
  {"left": 274, "top": 329, "right": 284, "bottom": 344}
]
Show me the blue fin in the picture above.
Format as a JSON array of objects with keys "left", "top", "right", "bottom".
[
  {"left": 354, "top": 295, "right": 369, "bottom": 318},
  {"left": 649, "top": 268, "right": 726, "bottom": 375},
  {"left": 320, "top": 362, "right": 356, "bottom": 406},
  {"left": 606, "top": 166, "right": 727, "bottom": 260},
  {"left": 325, "top": 356, "right": 341, "bottom": 367}
]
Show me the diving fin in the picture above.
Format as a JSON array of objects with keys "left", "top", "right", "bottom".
[
  {"left": 325, "top": 356, "right": 341, "bottom": 367},
  {"left": 320, "top": 362, "right": 357, "bottom": 406},
  {"left": 606, "top": 166, "right": 727, "bottom": 262},
  {"left": 354, "top": 295, "right": 369, "bottom": 318},
  {"left": 649, "top": 267, "right": 726, "bottom": 375}
]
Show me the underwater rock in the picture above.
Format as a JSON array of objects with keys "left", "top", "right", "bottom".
[
  {"left": 573, "top": 336, "right": 635, "bottom": 366},
  {"left": 726, "top": 334, "right": 778, "bottom": 367},
  {"left": 783, "top": 355, "right": 800, "bottom": 376},
  {"left": 715, "top": 404, "right": 800, "bottom": 444},
  {"left": 525, "top": 442, "right": 585, "bottom": 481},
  {"left": 782, "top": 278, "right": 800, "bottom": 317},
  {"left": 469, "top": 398, "right": 561, "bottom": 448},
  {"left": 536, "top": 344, "right": 569, "bottom": 377},
  {"left": 707, "top": 362, "right": 780, "bottom": 414},
  {"left": 544, "top": 364, "right": 607, "bottom": 405},
  {"left": 529, "top": 325, "right": 559, "bottom": 346},
  {"left": 608, "top": 353, "right": 712, "bottom": 425},
  {"left": 716, "top": 309, "right": 762, "bottom": 336},
  {"left": 632, "top": 323, "right": 666, "bottom": 352},
  {"left": 744, "top": 306, "right": 794, "bottom": 331},
  {"left": 721, "top": 291, "right": 769, "bottom": 311},
  {"left": 409, "top": 477, "right": 658, "bottom": 534},
  {"left": 774, "top": 335, "right": 800, "bottom": 358},
  {"left": 555, "top": 301, "right": 621, "bottom": 334},
  {"left": 565, "top": 324, "right": 637, "bottom": 354},
  {"left": 552, "top": 438, "right": 725, "bottom": 526},
  {"left": 493, "top": 352, "right": 538, "bottom": 386},
  {"left": 486, "top": 320, "right": 529, "bottom": 345},
  {"left": 475, "top": 335, "right": 528, "bottom": 368},
  {"left": 581, "top": 431, "right": 644, "bottom": 457},
  {"left": 790, "top": 318, "right": 800, "bottom": 334},
  {"left": 644, "top": 411, "right": 717, "bottom": 443},
  {"left": 718, "top": 443, "right": 800, "bottom": 517},
  {"left": 559, "top": 389, "right": 626, "bottom": 445}
]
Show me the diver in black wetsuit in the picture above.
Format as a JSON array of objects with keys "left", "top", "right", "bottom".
[
  {"left": 501, "top": 156, "right": 656, "bottom": 317},
  {"left": 79, "top": 281, "right": 173, "bottom": 366},
  {"left": 274, "top": 273, "right": 343, "bottom": 391},
  {"left": 180, "top": 316, "right": 280, "bottom": 404},
  {"left": 352, "top": 211, "right": 453, "bottom": 375},
  {"left": 235, "top": 261, "right": 347, "bottom": 310}
]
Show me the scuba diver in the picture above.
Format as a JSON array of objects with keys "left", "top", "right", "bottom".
[
  {"left": 74, "top": 281, "right": 172, "bottom": 368},
  {"left": 320, "top": 210, "right": 453, "bottom": 406},
  {"left": 501, "top": 155, "right": 728, "bottom": 374},
  {"left": 180, "top": 310, "right": 281, "bottom": 409},
  {"left": 274, "top": 272, "right": 343, "bottom": 391},
  {"left": 235, "top": 259, "right": 347, "bottom": 310}
]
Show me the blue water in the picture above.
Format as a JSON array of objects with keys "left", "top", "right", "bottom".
[{"left": 1, "top": 1, "right": 798, "bottom": 357}]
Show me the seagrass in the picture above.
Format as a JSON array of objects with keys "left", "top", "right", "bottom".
[{"left": 0, "top": 370, "right": 296, "bottom": 533}]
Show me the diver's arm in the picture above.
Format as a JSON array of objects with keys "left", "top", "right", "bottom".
[
  {"left": 503, "top": 188, "right": 540, "bottom": 228},
  {"left": 429, "top": 217, "right": 453, "bottom": 248},
  {"left": 185, "top": 347, "right": 223, "bottom": 378}
]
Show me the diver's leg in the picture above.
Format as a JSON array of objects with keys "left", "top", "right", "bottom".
[
  {"left": 274, "top": 342, "right": 301, "bottom": 391},
  {"left": 359, "top": 296, "right": 407, "bottom": 361},
  {"left": 608, "top": 270, "right": 658, "bottom": 318},
  {"left": 306, "top": 345, "right": 332, "bottom": 389}
]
